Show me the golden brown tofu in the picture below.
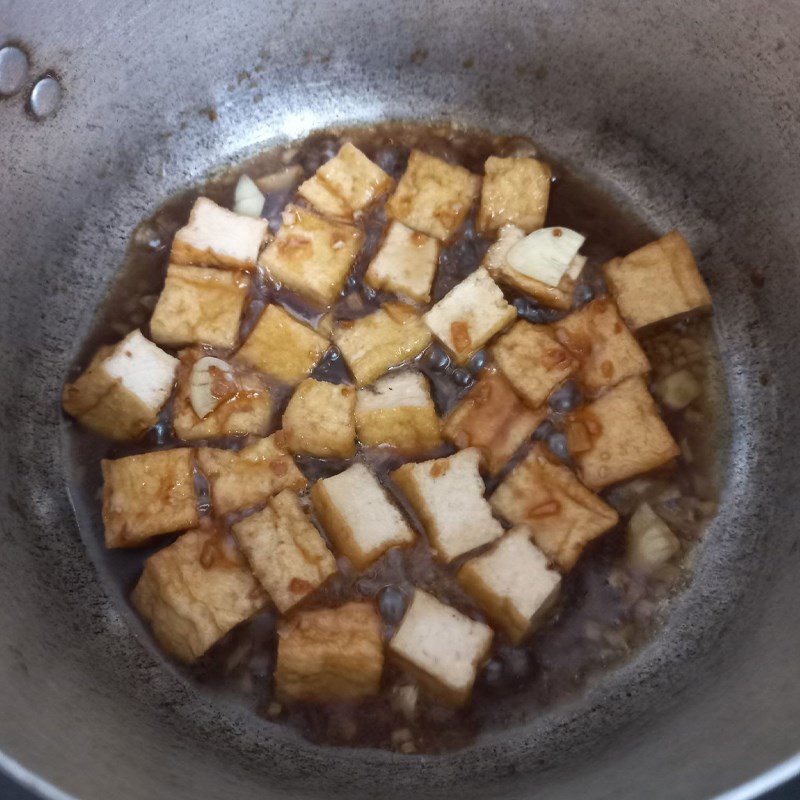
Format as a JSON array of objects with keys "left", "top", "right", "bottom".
[
  {"left": 234, "top": 304, "right": 329, "bottom": 385},
  {"left": 172, "top": 349, "right": 272, "bottom": 441},
  {"left": 602, "top": 231, "right": 712, "bottom": 330},
  {"left": 482, "top": 224, "right": 576, "bottom": 310},
  {"left": 258, "top": 205, "right": 363, "bottom": 308},
  {"left": 567, "top": 376, "right": 681, "bottom": 490},
  {"left": 554, "top": 297, "right": 650, "bottom": 395},
  {"left": 423, "top": 268, "right": 516, "bottom": 364},
  {"left": 102, "top": 449, "right": 199, "bottom": 548},
  {"left": 298, "top": 142, "right": 393, "bottom": 220},
  {"left": 355, "top": 371, "right": 442, "bottom": 455},
  {"left": 491, "top": 320, "right": 578, "bottom": 408},
  {"left": 490, "top": 444, "right": 619, "bottom": 571},
  {"left": 149, "top": 265, "right": 250, "bottom": 349},
  {"left": 457, "top": 525, "right": 561, "bottom": 643},
  {"left": 364, "top": 221, "right": 440, "bottom": 304},
  {"left": 333, "top": 302, "right": 432, "bottom": 387},
  {"left": 477, "top": 156, "right": 551, "bottom": 235},
  {"left": 231, "top": 490, "right": 337, "bottom": 612},
  {"left": 443, "top": 370, "right": 546, "bottom": 474},
  {"left": 283, "top": 378, "right": 357, "bottom": 459},
  {"left": 196, "top": 432, "right": 307, "bottom": 515},
  {"left": 311, "top": 463, "right": 415, "bottom": 570},
  {"left": 275, "top": 602, "right": 384, "bottom": 701},
  {"left": 132, "top": 526, "right": 268, "bottom": 662},
  {"left": 169, "top": 197, "right": 269, "bottom": 271},
  {"left": 386, "top": 150, "right": 481, "bottom": 242}
]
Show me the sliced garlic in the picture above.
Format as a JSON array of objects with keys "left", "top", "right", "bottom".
[
  {"left": 189, "top": 356, "right": 236, "bottom": 419},
  {"left": 233, "top": 175, "right": 266, "bottom": 218},
  {"left": 506, "top": 226, "right": 586, "bottom": 287},
  {"left": 627, "top": 502, "right": 680, "bottom": 572},
  {"left": 655, "top": 369, "right": 701, "bottom": 410},
  {"left": 255, "top": 165, "right": 304, "bottom": 193}
]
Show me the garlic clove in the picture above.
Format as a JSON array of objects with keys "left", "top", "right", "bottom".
[
  {"left": 233, "top": 175, "right": 266, "bottom": 218},
  {"left": 506, "top": 226, "right": 586, "bottom": 287},
  {"left": 189, "top": 356, "right": 236, "bottom": 419},
  {"left": 255, "top": 165, "right": 304, "bottom": 194},
  {"left": 627, "top": 502, "right": 680, "bottom": 572},
  {"left": 655, "top": 369, "right": 701, "bottom": 411}
]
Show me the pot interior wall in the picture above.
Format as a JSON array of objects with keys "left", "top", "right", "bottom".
[{"left": 1, "top": 1, "right": 799, "bottom": 799}]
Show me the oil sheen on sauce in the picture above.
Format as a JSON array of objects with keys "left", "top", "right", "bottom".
[{"left": 62, "top": 123, "right": 722, "bottom": 754}]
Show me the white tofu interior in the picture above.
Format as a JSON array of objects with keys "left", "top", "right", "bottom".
[
  {"left": 356, "top": 371, "right": 431, "bottom": 412},
  {"left": 103, "top": 329, "right": 179, "bottom": 412}
]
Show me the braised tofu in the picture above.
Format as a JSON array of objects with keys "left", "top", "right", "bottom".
[
  {"left": 443, "top": 370, "right": 546, "bottom": 474},
  {"left": 172, "top": 350, "right": 272, "bottom": 441},
  {"left": 235, "top": 304, "right": 329, "bottom": 385},
  {"left": 364, "top": 221, "right": 440, "bottom": 304},
  {"left": 355, "top": 371, "right": 442, "bottom": 454},
  {"left": 491, "top": 320, "right": 578, "bottom": 408},
  {"left": 386, "top": 150, "right": 480, "bottom": 242},
  {"left": 333, "top": 302, "right": 432, "bottom": 387},
  {"left": 283, "top": 378, "right": 357, "bottom": 459},
  {"left": 423, "top": 268, "right": 516, "bottom": 364},
  {"left": 170, "top": 197, "right": 269, "bottom": 271},
  {"left": 457, "top": 525, "right": 561, "bottom": 643},
  {"left": 298, "top": 142, "right": 393, "bottom": 219},
  {"left": 132, "top": 527, "right": 267, "bottom": 662},
  {"left": 602, "top": 231, "right": 712, "bottom": 330},
  {"left": 389, "top": 589, "right": 493, "bottom": 706},
  {"left": 311, "top": 463, "right": 415, "bottom": 569},
  {"left": 275, "top": 602, "right": 384, "bottom": 701},
  {"left": 391, "top": 448, "right": 503, "bottom": 563},
  {"left": 259, "top": 205, "right": 363, "bottom": 308},
  {"left": 150, "top": 265, "right": 250, "bottom": 349},
  {"left": 102, "top": 448, "right": 198, "bottom": 548},
  {"left": 197, "top": 432, "right": 307, "bottom": 515},
  {"left": 477, "top": 156, "right": 551, "bottom": 235},
  {"left": 554, "top": 297, "right": 650, "bottom": 395},
  {"left": 483, "top": 224, "right": 577, "bottom": 310},
  {"left": 567, "top": 376, "right": 680, "bottom": 490},
  {"left": 62, "top": 330, "right": 178, "bottom": 440},
  {"left": 231, "top": 490, "right": 336, "bottom": 612},
  {"left": 490, "top": 443, "right": 618, "bottom": 570}
]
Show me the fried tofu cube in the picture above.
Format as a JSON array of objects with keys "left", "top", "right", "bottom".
[
  {"left": 386, "top": 150, "right": 480, "bottom": 242},
  {"left": 298, "top": 142, "right": 393, "bottom": 219},
  {"left": 477, "top": 156, "right": 551, "bottom": 235},
  {"left": 443, "top": 370, "right": 546, "bottom": 474},
  {"left": 283, "top": 378, "right": 357, "bottom": 459},
  {"left": 355, "top": 371, "right": 442, "bottom": 454},
  {"left": 391, "top": 448, "right": 503, "bottom": 563},
  {"left": 62, "top": 330, "right": 178, "bottom": 440},
  {"left": 483, "top": 224, "right": 576, "bottom": 310},
  {"left": 149, "top": 265, "right": 250, "bottom": 349},
  {"left": 259, "top": 205, "right": 363, "bottom": 308},
  {"left": 172, "top": 349, "right": 272, "bottom": 441},
  {"left": 364, "top": 221, "right": 440, "bottom": 304},
  {"left": 491, "top": 320, "right": 578, "bottom": 408},
  {"left": 567, "top": 376, "right": 680, "bottom": 490},
  {"left": 311, "top": 463, "right": 416, "bottom": 569},
  {"left": 275, "top": 602, "right": 384, "bottom": 701},
  {"left": 170, "top": 197, "right": 269, "bottom": 271},
  {"left": 333, "top": 302, "right": 432, "bottom": 386},
  {"left": 197, "top": 432, "right": 307, "bottom": 515},
  {"left": 235, "top": 304, "right": 329, "bottom": 385},
  {"left": 602, "top": 231, "right": 712, "bottom": 330},
  {"left": 231, "top": 490, "right": 336, "bottom": 612},
  {"left": 554, "top": 297, "right": 650, "bottom": 395},
  {"left": 389, "top": 589, "right": 493, "bottom": 706},
  {"left": 102, "top": 448, "right": 198, "bottom": 548},
  {"left": 132, "top": 527, "right": 267, "bottom": 662},
  {"left": 490, "top": 443, "right": 619, "bottom": 571},
  {"left": 423, "top": 267, "right": 516, "bottom": 363},
  {"left": 457, "top": 525, "right": 561, "bottom": 643}
]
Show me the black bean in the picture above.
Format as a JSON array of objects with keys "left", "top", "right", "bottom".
[
  {"left": 547, "top": 431, "right": 570, "bottom": 463},
  {"left": 378, "top": 586, "right": 406, "bottom": 624},
  {"left": 534, "top": 420, "right": 555, "bottom": 441},
  {"left": 548, "top": 381, "right": 582, "bottom": 413},
  {"left": 452, "top": 368, "right": 474, "bottom": 387},
  {"left": 426, "top": 347, "right": 451, "bottom": 372},
  {"left": 468, "top": 350, "right": 486, "bottom": 373},
  {"left": 482, "top": 659, "right": 504, "bottom": 690},
  {"left": 572, "top": 283, "right": 594, "bottom": 308}
]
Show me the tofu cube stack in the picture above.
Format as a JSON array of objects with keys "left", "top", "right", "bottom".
[{"left": 65, "top": 138, "right": 715, "bottom": 711}]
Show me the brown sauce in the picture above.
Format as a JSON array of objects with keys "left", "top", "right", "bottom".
[{"left": 62, "top": 123, "right": 722, "bottom": 754}]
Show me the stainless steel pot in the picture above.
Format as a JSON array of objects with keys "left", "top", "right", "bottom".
[{"left": 2, "top": 1, "right": 799, "bottom": 798}]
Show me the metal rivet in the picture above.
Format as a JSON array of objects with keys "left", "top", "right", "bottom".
[
  {"left": 29, "top": 75, "right": 62, "bottom": 118},
  {"left": 0, "top": 46, "right": 29, "bottom": 96}
]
